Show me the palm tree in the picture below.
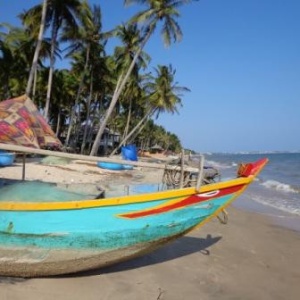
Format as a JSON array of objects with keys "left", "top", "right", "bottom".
[
  {"left": 62, "top": 1, "right": 104, "bottom": 146},
  {"left": 25, "top": 0, "right": 47, "bottom": 97},
  {"left": 22, "top": 0, "right": 82, "bottom": 120},
  {"left": 0, "top": 24, "right": 44, "bottom": 98},
  {"left": 49, "top": 69, "right": 76, "bottom": 137},
  {"left": 110, "top": 64, "right": 189, "bottom": 155},
  {"left": 90, "top": 0, "right": 197, "bottom": 155},
  {"left": 0, "top": 38, "right": 14, "bottom": 98},
  {"left": 112, "top": 24, "right": 150, "bottom": 141}
]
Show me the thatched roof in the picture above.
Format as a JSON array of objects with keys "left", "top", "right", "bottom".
[{"left": 151, "top": 144, "right": 163, "bottom": 150}]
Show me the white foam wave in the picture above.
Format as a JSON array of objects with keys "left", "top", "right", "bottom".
[
  {"left": 261, "top": 180, "right": 297, "bottom": 194},
  {"left": 205, "top": 159, "right": 232, "bottom": 169},
  {"left": 251, "top": 195, "right": 300, "bottom": 216}
]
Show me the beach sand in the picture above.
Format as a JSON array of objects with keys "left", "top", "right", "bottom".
[{"left": 1, "top": 157, "right": 300, "bottom": 300}]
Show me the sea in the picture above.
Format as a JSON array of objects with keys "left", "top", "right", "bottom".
[{"left": 191, "top": 152, "right": 300, "bottom": 230}]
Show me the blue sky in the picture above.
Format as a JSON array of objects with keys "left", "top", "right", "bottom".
[{"left": 1, "top": 0, "right": 299, "bottom": 153}]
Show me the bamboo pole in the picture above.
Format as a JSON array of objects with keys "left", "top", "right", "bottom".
[
  {"left": 196, "top": 155, "right": 205, "bottom": 192},
  {"left": 22, "top": 154, "right": 26, "bottom": 181},
  {"left": 179, "top": 149, "right": 185, "bottom": 188},
  {"left": 0, "top": 143, "right": 200, "bottom": 173}
]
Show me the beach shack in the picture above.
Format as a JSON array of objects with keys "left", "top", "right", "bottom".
[{"left": 150, "top": 144, "right": 164, "bottom": 154}]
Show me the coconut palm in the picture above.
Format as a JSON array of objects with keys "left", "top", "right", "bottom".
[
  {"left": 0, "top": 23, "right": 50, "bottom": 99},
  {"left": 112, "top": 24, "right": 150, "bottom": 141},
  {"left": 62, "top": 1, "right": 105, "bottom": 147},
  {"left": 110, "top": 64, "right": 189, "bottom": 155},
  {"left": 0, "top": 38, "right": 14, "bottom": 98},
  {"left": 22, "top": 0, "right": 82, "bottom": 120},
  {"left": 25, "top": 0, "right": 47, "bottom": 97},
  {"left": 90, "top": 0, "right": 196, "bottom": 155}
]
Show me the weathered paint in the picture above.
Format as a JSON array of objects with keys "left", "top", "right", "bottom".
[{"left": 0, "top": 194, "right": 234, "bottom": 250}]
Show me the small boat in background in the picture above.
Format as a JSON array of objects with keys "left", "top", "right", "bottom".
[{"left": 97, "top": 161, "right": 134, "bottom": 170}]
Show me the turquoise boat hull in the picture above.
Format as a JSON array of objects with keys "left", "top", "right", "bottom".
[
  {"left": 97, "top": 161, "right": 134, "bottom": 170},
  {"left": 0, "top": 158, "right": 268, "bottom": 277}
]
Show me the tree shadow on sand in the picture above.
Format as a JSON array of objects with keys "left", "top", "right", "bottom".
[{"left": 67, "top": 234, "right": 222, "bottom": 277}]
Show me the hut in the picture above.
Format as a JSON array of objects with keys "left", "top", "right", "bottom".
[{"left": 150, "top": 144, "right": 164, "bottom": 154}]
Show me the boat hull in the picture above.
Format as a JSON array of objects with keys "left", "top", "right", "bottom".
[
  {"left": 0, "top": 228, "right": 191, "bottom": 277},
  {"left": 97, "top": 161, "right": 134, "bottom": 170},
  {"left": 0, "top": 186, "right": 244, "bottom": 277}
]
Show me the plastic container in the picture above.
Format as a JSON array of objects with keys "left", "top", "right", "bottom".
[
  {"left": 121, "top": 145, "right": 138, "bottom": 161},
  {"left": 0, "top": 151, "right": 15, "bottom": 167}
]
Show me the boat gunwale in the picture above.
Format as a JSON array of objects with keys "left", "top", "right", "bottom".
[{"left": 0, "top": 176, "right": 252, "bottom": 211}]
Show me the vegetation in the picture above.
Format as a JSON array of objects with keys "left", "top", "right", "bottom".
[{"left": 0, "top": 0, "right": 197, "bottom": 156}]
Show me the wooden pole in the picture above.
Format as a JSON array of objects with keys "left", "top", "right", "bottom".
[
  {"left": 196, "top": 155, "right": 205, "bottom": 192},
  {"left": 22, "top": 153, "right": 26, "bottom": 181},
  {"left": 0, "top": 143, "right": 200, "bottom": 173},
  {"left": 179, "top": 149, "right": 185, "bottom": 188}
]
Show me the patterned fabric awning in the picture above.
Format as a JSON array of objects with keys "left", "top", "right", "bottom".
[{"left": 0, "top": 95, "right": 62, "bottom": 149}]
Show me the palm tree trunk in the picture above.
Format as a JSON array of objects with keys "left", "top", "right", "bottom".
[
  {"left": 81, "top": 72, "right": 93, "bottom": 154},
  {"left": 32, "top": 68, "right": 37, "bottom": 102},
  {"left": 110, "top": 107, "right": 154, "bottom": 156},
  {"left": 65, "top": 46, "right": 90, "bottom": 146},
  {"left": 128, "top": 116, "right": 148, "bottom": 142},
  {"left": 122, "top": 98, "right": 132, "bottom": 140},
  {"left": 44, "top": 21, "right": 58, "bottom": 120},
  {"left": 25, "top": 0, "right": 47, "bottom": 98},
  {"left": 90, "top": 29, "right": 153, "bottom": 156},
  {"left": 56, "top": 108, "right": 61, "bottom": 136}
]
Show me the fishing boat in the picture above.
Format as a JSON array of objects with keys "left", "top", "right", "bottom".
[
  {"left": 0, "top": 144, "right": 268, "bottom": 277},
  {"left": 97, "top": 161, "right": 134, "bottom": 170},
  {"left": 0, "top": 96, "right": 268, "bottom": 277}
]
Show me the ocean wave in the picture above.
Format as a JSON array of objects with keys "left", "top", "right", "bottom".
[
  {"left": 261, "top": 180, "right": 298, "bottom": 194},
  {"left": 204, "top": 159, "right": 232, "bottom": 169},
  {"left": 251, "top": 196, "right": 300, "bottom": 216}
]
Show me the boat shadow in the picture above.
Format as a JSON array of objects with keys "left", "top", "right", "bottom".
[{"left": 72, "top": 234, "right": 222, "bottom": 277}]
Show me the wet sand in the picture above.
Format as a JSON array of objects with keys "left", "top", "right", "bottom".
[{"left": 1, "top": 157, "right": 300, "bottom": 299}]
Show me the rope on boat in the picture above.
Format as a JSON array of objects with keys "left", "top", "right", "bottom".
[
  {"left": 162, "top": 166, "right": 191, "bottom": 188},
  {"left": 162, "top": 164, "right": 221, "bottom": 189}
]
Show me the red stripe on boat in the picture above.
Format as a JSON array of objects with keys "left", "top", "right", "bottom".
[{"left": 120, "top": 185, "right": 244, "bottom": 219}]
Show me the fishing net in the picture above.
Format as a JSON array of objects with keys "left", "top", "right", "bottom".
[
  {"left": 0, "top": 181, "right": 96, "bottom": 202},
  {"left": 40, "top": 155, "right": 72, "bottom": 165}
]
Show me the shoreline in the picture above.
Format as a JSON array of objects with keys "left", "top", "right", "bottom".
[
  {"left": 1, "top": 157, "right": 300, "bottom": 299},
  {"left": 233, "top": 190, "right": 300, "bottom": 233}
]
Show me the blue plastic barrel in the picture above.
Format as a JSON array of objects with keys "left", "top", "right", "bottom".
[
  {"left": 121, "top": 144, "right": 138, "bottom": 161},
  {"left": 0, "top": 151, "right": 15, "bottom": 167}
]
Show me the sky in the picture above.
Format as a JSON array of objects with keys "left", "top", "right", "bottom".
[{"left": 1, "top": 0, "right": 300, "bottom": 153}]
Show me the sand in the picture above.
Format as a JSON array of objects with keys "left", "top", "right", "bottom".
[{"left": 1, "top": 156, "right": 300, "bottom": 300}]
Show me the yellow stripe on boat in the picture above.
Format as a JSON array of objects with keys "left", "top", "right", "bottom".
[{"left": 0, "top": 177, "right": 251, "bottom": 211}]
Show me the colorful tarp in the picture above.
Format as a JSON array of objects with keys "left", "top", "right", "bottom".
[{"left": 0, "top": 95, "right": 62, "bottom": 149}]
